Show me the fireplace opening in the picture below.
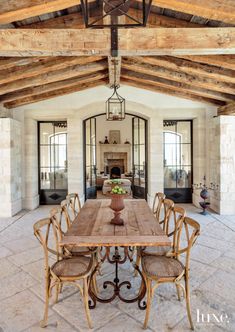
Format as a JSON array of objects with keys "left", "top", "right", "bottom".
[{"left": 111, "top": 167, "right": 121, "bottom": 179}]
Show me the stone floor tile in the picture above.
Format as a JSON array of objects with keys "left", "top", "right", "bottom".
[
  {"left": 223, "top": 249, "right": 235, "bottom": 260},
  {"left": 0, "top": 270, "right": 37, "bottom": 301},
  {"left": 0, "top": 258, "right": 20, "bottom": 279},
  {"left": 53, "top": 292, "right": 120, "bottom": 331},
  {"left": 0, "top": 289, "right": 52, "bottom": 332},
  {"left": 95, "top": 313, "right": 153, "bottom": 332},
  {"left": 190, "top": 244, "right": 222, "bottom": 264},
  {"left": 197, "top": 234, "right": 234, "bottom": 253},
  {"left": 23, "top": 314, "right": 78, "bottom": 332},
  {"left": 210, "top": 255, "right": 235, "bottom": 273},
  {"left": 22, "top": 257, "right": 55, "bottom": 283},
  {"left": 203, "top": 222, "right": 235, "bottom": 242},
  {"left": 0, "top": 246, "right": 13, "bottom": 259},
  {"left": 3, "top": 236, "right": 39, "bottom": 254},
  {"left": 7, "top": 247, "right": 43, "bottom": 267},
  {"left": 200, "top": 269, "right": 235, "bottom": 306}
]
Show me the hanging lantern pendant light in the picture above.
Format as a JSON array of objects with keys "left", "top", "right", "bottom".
[{"left": 106, "top": 59, "right": 125, "bottom": 121}]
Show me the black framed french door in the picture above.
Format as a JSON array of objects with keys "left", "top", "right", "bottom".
[
  {"left": 132, "top": 117, "right": 148, "bottom": 199},
  {"left": 84, "top": 117, "right": 97, "bottom": 199},
  {"left": 38, "top": 121, "right": 68, "bottom": 205},
  {"left": 163, "top": 120, "right": 193, "bottom": 203}
]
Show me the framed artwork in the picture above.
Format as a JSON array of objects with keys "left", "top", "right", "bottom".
[{"left": 109, "top": 130, "right": 120, "bottom": 144}]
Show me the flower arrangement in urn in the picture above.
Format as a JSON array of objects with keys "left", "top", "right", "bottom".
[{"left": 109, "top": 185, "right": 128, "bottom": 226}]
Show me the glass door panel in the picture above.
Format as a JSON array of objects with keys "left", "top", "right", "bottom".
[
  {"left": 38, "top": 121, "right": 68, "bottom": 205},
  {"left": 132, "top": 117, "right": 147, "bottom": 199},
  {"left": 84, "top": 118, "right": 97, "bottom": 199},
  {"left": 163, "top": 120, "right": 192, "bottom": 203}
]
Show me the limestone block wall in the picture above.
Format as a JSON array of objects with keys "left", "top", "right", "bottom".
[{"left": 0, "top": 118, "right": 22, "bottom": 217}]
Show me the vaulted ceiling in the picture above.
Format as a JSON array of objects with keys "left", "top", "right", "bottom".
[{"left": 0, "top": 0, "right": 235, "bottom": 114}]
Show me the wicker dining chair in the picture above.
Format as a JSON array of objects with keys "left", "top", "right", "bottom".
[
  {"left": 135, "top": 199, "right": 176, "bottom": 274},
  {"left": 152, "top": 192, "right": 166, "bottom": 221},
  {"left": 141, "top": 216, "right": 200, "bottom": 330},
  {"left": 33, "top": 218, "right": 94, "bottom": 329},
  {"left": 50, "top": 207, "right": 94, "bottom": 257},
  {"left": 66, "top": 193, "right": 82, "bottom": 220}
]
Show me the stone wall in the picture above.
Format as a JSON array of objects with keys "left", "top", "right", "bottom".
[{"left": 0, "top": 118, "right": 22, "bottom": 217}]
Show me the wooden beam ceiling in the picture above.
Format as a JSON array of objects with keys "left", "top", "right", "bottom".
[
  {"left": 122, "top": 78, "right": 225, "bottom": 106},
  {"left": 0, "top": 60, "right": 107, "bottom": 95},
  {"left": 0, "top": 56, "right": 103, "bottom": 85},
  {"left": 151, "top": 0, "right": 235, "bottom": 25},
  {"left": 0, "top": 0, "right": 80, "bottom": 25},
  {"left": 218, "top": 102, "right": 235, "bottom": 115},
  {"left": 121, "top": 70, "right": 235, "bottom": 103},
  {"left": 0, "top": 28, "right": 234, "bottom": 56},
  {"left": 122, "top": 58, "right": 235, "bottom": 95},
  {"left": 3, "top": 79, "right": 107, "bottom": 109}
]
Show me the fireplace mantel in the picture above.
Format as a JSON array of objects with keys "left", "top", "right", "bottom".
[{"left": 98, "top": 143, "right": 132, "bottom": 174}]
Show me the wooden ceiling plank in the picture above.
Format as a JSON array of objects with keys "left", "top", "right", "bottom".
[
  {"left": 174, "top": 55, "right": 235, "bottom": 71},
  {"left": 0, "top": 60, "right": 107, "bottom": 95},
  {"left": 139, "top": 56, "right": 235, "bottom": 84},
  {"left": 3, "top": 79, "right": 107, "bottom": 109},
  {"left": 0, "top": 0, "right": 81, "bottom": 25},
  {"left": 0, "top": 56, "right": 103, "bottom": 85},
  {"left": 218, "top": 102, "right": 235, "bottom": 115},
  {"left": 0, "top": 71, "right": 108, "bottom": 103},
  {"left": 0, "top": 57, "right": 47, "bottom": 71},
  {"left": 151, "top": 0, "right": 235, "bottom": 25},
  {"left": 0, "top": 28, "right": 234, "bottom": 56},
  {"left": 121, "top": 69, "right": 235, "bottom": 102},
  {"left": 122, "top": 78, "right": 225, "bottom": 106},
  {"left": 122, "top": 58, "right": 235, "bottom": 95}
]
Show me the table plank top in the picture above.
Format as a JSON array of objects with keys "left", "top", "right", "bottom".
[{"left": 61, "top": 199, "right": 171, "bottom": 247}]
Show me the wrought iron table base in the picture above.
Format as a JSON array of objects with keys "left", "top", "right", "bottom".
[{"left": 88, "top": 246, "right": 146, "bottom": 310}]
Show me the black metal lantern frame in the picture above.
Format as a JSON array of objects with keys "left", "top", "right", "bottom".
[
  {"left": 81, "top": 0, "right": 152, "bottom": 28},
  {"left": 106, "top": 85, "right": 125, "bottom": 121}
]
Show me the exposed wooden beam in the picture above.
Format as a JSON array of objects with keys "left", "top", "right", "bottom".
[
  {"left": 151, "top": 0, "right": 235, "bottom": 25},
  {"left": 4, "top": 79, "right": 107, "bottom": 109},
  {"left": 121, "top": 69, "right": 235, "bottom": 103},
  {"left": 122, "top": 58, "right": 235, "bottom": 95},
  {"left": 175, "top": 55, "right": 235, "bottom": 71},
  {"left": 0, "top": 71, "right": 108, "bottom": 103},
  {"left": 139, "top": 56, "right": 235, "bottom": 84},
  {"left": 0, "top": 57, "right": 47, "bottom": 71},
  {"left": 0, "top": 56, "right": 103, "bottom": 85},
  {"left": 23, "top": 9, "right": 202, "bottom": 29},
  {"left": 122, "top": 78, "right": 225, "bottom": 106},
  {"left": 108, "top": 56, "right": 121, "bottom": 87},
  {"left": 218, "top": 102, "right": 235, "bottom": 115},
  {"left": 0, "top": 28, "right": 234, "bottom": 56},
  {"left": 0, "top": 60, "right": 107, "bottom": 95},
  {"left": 0, "top": 0, "right": 80, "bottom": 25}
]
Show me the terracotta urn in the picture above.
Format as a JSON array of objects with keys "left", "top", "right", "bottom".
[{"left": 109, "top": 194, "right": 127, "bottom": 226}]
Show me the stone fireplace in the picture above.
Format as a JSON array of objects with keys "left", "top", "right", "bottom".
[{"left": 106, "top": 159, "right": 125, "bottom": 178}]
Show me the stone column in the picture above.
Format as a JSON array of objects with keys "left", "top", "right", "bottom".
[
  {"left": 0, "top": 118, "right": 22, "bottom": 217},
  {"left": 218, "top": 115, "right": 235, "bottom": 214}
]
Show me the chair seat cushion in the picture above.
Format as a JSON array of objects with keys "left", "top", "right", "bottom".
[
  {"left": 52, "top": 256, "right": 91, "bottom": 278},
  {"left": 142, "top": 245, "right": 172, "bottom": 256},
  {"left": 142, "top": 255, "right": 184, "bottom": 279}
]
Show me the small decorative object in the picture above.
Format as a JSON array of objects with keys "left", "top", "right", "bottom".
[
  {"left": 104, "top": 136, "right": 109, "bottom": 144},
  {"left": 99, "top": 140, "right": 103, "bottom": 144},
  {"left": 109, "top": 130, "right": 120, "bottom": 144},
  {"left": 109, "top": 185, "right": 127, "bottom": 225},
  {"left": 193, "top": 176, "right": 219, "bottom": 215},
  {"left": 113, "top": 140, "right": 117, "bottom": 144},
  {"left": 124, "top": 139, "right": 130, "bottom": 144}
]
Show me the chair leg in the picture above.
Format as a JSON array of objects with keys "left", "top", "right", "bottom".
[
  {"left": 175, "top": 283, "right": 181, "bottom": 301},
  {"left": 185, "top": 275, "right": 194, "bottom": 330},
  {"left": 83, "top": 277, "right": 93, "bottom": 329},
  {"left": 54, "top": 282, "right": 60, "bottom": 304},
  {"left": 143, "top": 278, "right": 153, "bottom": 329},
  {"left": 134, "top": 251, "right": 141, "bottom": 277},
  {"left": 40, "top": 274, "right": 51, "bottom": 328}
]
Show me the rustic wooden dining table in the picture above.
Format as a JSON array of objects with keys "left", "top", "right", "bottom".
[{"left": 61, "top": 199, "right": 171, "bottom": 309}]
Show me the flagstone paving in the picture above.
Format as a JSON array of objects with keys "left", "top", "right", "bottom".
[{"left": 0, "top": 204, "right": 234, "bottom": 332}]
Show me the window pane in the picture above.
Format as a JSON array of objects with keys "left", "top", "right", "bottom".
[
  {"left": 54, "top": 145, "right": 67, "bottom": 168},
  {"left": 40, "top": 146, "right": 52, "bottom": 168},
  {"left": 55, "top": 169, "right": 68, "bottom": 189},
  {"left": 133, "top": 118, "right": 139, "bottom": 144},
  {"left": 133, "top": 144, "right": 139, "bottom": 165},
  {"left": 86, "top": 120, "right": 91, "bottom": 145},
  {"left": 139, "top": 144, "right": 145, "bottom": 166},
  {"left": 164, "top": 143, "right": 177, "bottom": 166},
  {"left": 40, "top": 168, "right": 53, "bottom": 189},
  {"left": 164, "top": 166, "right": 177, "bottom": 188},
  {"left": 139, "top": 119, "right": 145, "bottom": 144},
  {"left": 177, "top": 121, "right": 191, "bottom": 143},
  {"left": 181, "top": 144, "right": 191, "bottom": 166},
  {"left": 176, "top": 167, "right": 192, "bottom": 188},
  {"left": 40, "top": 123, "right": 54, "bottom": 144}
]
